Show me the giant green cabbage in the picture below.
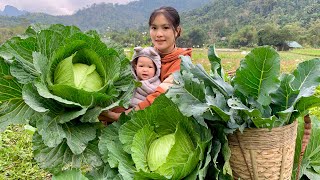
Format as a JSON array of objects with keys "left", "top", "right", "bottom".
[
  {"left": 0, "top": 24, "right": 134, "bottom": 174},
  {"left": 98, "top": 95, "right": 212, "bottom": 180}
]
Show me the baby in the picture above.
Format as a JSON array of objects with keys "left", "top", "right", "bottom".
[
  {"left": 130, "top": 46, "right": 161, "bottom": 107},
  {"left": 99, "top": 47, "right": 161, "bottom": 123}
]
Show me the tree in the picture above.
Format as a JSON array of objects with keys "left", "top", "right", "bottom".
[
  {"left": 177, "top": 27, "right": 208, "bottom": 48},
  {"left": 257, "top": 23, "right": 280, "bottom": 46},
  {"left": 257, "top": 23, "right": 294, "bottom": 47},
  {"left": 229, "top": 25, "right": 258, "bottom": 47},
  {"left": 308, "top": 19, "right": 320, "bottom": 48},
  {"left": 280, "top": 22, "right": 305, "bottom": 42}
]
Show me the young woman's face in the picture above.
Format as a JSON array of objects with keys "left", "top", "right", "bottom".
[
  {"left": 149, "top": 14, "right": 178, "bottom": 54},
  {"left": 135, "top": 56, "right": 156, "bottom": 80}
]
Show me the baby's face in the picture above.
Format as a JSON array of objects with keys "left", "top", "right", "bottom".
[{"left": 135, "top": 57, "right": 156, "bottom": 80}]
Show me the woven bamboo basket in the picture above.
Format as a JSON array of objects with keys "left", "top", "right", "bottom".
[{"left": 228, "top": 121, "right": 298, "bottom": 180}]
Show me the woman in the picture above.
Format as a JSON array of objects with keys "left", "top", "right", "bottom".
[{"left": 99, "top": 6, "right": 192, "bottom": 122}]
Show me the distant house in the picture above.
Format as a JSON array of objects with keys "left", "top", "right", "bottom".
[{"left": 276, "top": 41, "right": 303, "bottom": 51}]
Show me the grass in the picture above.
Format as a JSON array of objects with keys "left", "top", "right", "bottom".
[
  {"left": 0, "top": 125, "right": 50, "bottom": 180},
  {"left": 291, "top": 48, "right": 320, "bottom": 57},
  {"left": 0, "top": 47, "right": 319, "bottom": 179}
]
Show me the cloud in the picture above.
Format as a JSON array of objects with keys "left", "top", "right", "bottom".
[{"left": 0, "top": 0, "right": 136, "bottom": 15}]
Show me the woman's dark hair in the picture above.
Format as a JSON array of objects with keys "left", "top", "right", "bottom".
[{"left": 148, "top": 6, "right": 181, "bottom": 39}]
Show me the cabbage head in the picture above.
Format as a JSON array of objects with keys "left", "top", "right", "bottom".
[
  {"left": 54, "top": 53, "right": 103, "bottom": 92},
  {"left": 99, "top": 95, "right": 212, "bottom": 180},
  {"left": 0, "top": 24, "right": 134, "bottom": 174}
]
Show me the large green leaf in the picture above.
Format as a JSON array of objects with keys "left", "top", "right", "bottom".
[
  {"left": 99, "top": 121, "right": 135, "bottom": 180},
  {"left": 33, "top": 80, "right": 82, "bottom": 107},
  {"left": 0, "top": 36, "right": 36, "bottom": 64},
  {"left": 36, "top": 114, "right": 66, "bottom": 147},
  {"left": 131, "top": 124, "right": 158, "bottom": 172},
  {"left": 35, "top": 25, "right": 81, "bottom": 59},
  {"left": 86, "top": 164, "right": 121, "bottom": 180},
  {"left": 0, "top": 59, "right": 38, "bottom": 131},
  {"left": 167, "top": 70, "right": 209, "bottom": 117},
  {"left": 179, "top": 55, "right": 233, "bottom": 97},
  {"left": 0, "top": 57, "right": 23, "bottom": 101},
  {"left": 207, "top": 44, "right": 223, "bottom": 77},
  {"left": 52, "top": 169, "right": 88, "bottom": 180},
  {"left": 157, "top": 122, "right": 199, "bottom": 179},
  {"left": 291, "top": 58, "right": 320, "bottom": 91},
  {"left": 23, "top": 83, "right": 89, "bottom": 124},
  {"left": 10, "top": 60, "right": 38, "bottom": 84},
  {"left": 195, "top": 142, "right": 213, "bottom": 180},
  {"left": 22, "top": 83, "right": 61, "bottom": 113},
  {"left": 233, "top": 46, "right": 280, "bottom": 106},
  {"left": 50, "top": 84, "right": 114, "bottom": 107},
  {"left": 272, "top": 85, "right": 317, "bottom": 125},
  {"left": 63, "top": 121, "right": 97, "bottom": 155},
  {"left": 271, "top": 74, "right": 298, "bottom": 112},
  {"left": 0, "top": 99, "right": 38, "bottom": 132},
  {"left": 118, "top": 107, "right": 159, "bottom": 154},
  {"left": 206, "top": 87, "right": 231, "bottom": 123},
  {"left": 33, "top": 132, "right": 102, "bottom": 174},
  {"left": 35, "top": 113, "right": 97, "bottom": 154},
  {"left": 207, "top": 122, "right": 233, "bottom": 178},
  {"left": 53, "top": 53, "right": 75, "bottom": 87},
  {"left": 293, "top": 96, "right": 320, "bottom": 120},
  {"left": 167, "top": 55, "right": 232, "bottom": 125}
]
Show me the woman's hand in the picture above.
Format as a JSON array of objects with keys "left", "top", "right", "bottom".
[
  {"left": 98, "top": 110, "right": 120, "bottom": 125},
  {"left": 98, "top": 107, "right": 136, "bottom": 126},
  {"left": 98, "top": 106, "right": 140, "bottom": 125},
  {"left": 134, "top": 106, "right": 140, "bottom": 111}
]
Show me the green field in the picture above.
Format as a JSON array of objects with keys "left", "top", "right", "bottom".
[
  {"left": 1, "top": 47, "right": 319, "bottom": 179},
  {"left": 191, "top": 48, "right": 318, "bottom": 73}
]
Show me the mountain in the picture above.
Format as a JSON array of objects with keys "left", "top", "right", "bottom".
[
  {"left": 1, "top": 0, "right": 319, "bottom": 47},
  {"left": 0, "top": 5, "right": 28, "bottom": 16},
  {"left": 1, "top": 0, "right": 211, "bottom": 31}
]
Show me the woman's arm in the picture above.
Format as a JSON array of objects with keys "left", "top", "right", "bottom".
[
  {"left": 137, "top": 87, "right": 165, "bottom": 110},
  {"left": 137, "top": 74, "right": 175, "bottom": 110}
]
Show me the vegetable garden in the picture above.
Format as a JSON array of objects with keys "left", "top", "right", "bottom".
[{"left": 1, "top": 24, "right": 320, "bottom": 179}]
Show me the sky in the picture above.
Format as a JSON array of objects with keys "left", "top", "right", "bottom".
[{"left": 0, "top": 0, "right": 137, "bottom": 16}]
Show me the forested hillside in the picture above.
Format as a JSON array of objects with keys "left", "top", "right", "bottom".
[{"left": 180, "top": 0, "right": 320, "bottom": 47}]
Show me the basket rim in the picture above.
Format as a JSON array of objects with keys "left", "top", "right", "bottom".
[{"left": 238, "top": 120, "right": 298, "bottom": 133}]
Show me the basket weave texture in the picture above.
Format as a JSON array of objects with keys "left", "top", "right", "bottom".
[{"left": 228, "top": 121, "right": 298, "bottom": 180}]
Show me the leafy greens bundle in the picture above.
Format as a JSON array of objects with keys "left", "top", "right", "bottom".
[{"left": 166, "top": 45, "right": 320, "bottom": 178}]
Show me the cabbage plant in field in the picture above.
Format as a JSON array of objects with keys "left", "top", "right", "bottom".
[
  {"left": 97, "top": 95, "right": 213, "bottom": 180},
  {"left": 0, "top": 24, "right": 134, "bottom": 174}
]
